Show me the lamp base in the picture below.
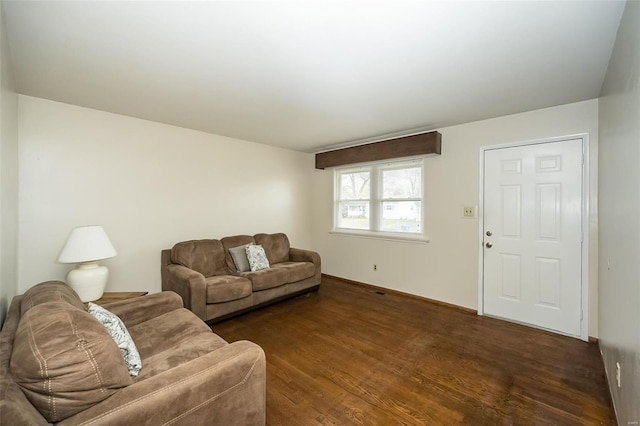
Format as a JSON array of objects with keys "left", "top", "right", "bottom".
[{"left": 67, "top": 261, "right": 110, "bottom": 302}]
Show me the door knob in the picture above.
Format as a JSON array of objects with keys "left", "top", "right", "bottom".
[
  {"left": 485, "top": 242, "right": 493, "bottom": 248},
  {"left": 486, "top": 231, "right": 492, "bottom": 236}
]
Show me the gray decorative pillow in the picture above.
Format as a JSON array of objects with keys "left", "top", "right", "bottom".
[
  {"left": 246, "top": 244, "right": 270, "bottom": 272},
  {"left": 87, "top": 303, "right": 142, "bottom": 377},
  {"left": 229, "top": 243, "right": 254, "bottom": 272}
]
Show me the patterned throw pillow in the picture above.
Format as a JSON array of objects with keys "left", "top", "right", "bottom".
[
  {"left": 246, "top": 244, "right": 270, "bottom": 272},
  {"left": 87, "top": 303, "right": 142, "bottom": 377}
]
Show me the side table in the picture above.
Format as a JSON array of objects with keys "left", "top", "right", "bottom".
[{"left": 89, "top": 291, "right": 148, "bottom": 306}]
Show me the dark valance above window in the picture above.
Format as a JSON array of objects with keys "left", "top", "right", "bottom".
[{"left": 315, "top": 131, "right": 441, "bottom": 169}]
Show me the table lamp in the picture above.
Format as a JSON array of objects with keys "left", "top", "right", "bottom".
[{"left": 58, "top": 225, "right": 117, "bottom": 302}]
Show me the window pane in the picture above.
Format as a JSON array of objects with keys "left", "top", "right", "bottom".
[
  {"left": 381, "top": 201, "right": 421, "bottom": 233},
  {"left": 382, "top": 167, "right": 421, "bottom": 199},
  {"left": 339, "top": 172, "right": 370, "bottom": 200},
  {"left": 337, "top": 201, "right": 370, "bottom": 230},
  {"left": 334, "top": 159, "right": 424, "bottom": 237}
]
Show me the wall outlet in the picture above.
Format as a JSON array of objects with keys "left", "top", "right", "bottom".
[
  {"left": 616, "top": 362, "right": 621, "bottom": 387},
  {"left": 373, "top": 264, "right": 377, "bottom": 271},
  {"left": 463, "top": 206, "right": 476, "bottom": 217}
]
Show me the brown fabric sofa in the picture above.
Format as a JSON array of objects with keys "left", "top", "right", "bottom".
[
  {"left": 0, "top": 281, "right": 266, "bottom": 425},
  {"left": 161, "top": 233, "right": 321, "bottom": 323}
]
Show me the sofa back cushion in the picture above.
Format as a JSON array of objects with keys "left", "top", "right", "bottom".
[
  {"left": 11, "top": 301, "right": 133, "bottom": 422},
  {"left": 254, "top": 233, "right": 290, "bottom": 264},
  {"left": 20, "top": 280, "right": 85, "bottom": 316},
  {"left": 171, "top": 239, "right": 227, "bottom": 277},
  {"left": 221, "top": 235, "right": 256, "bottom": 273},
  {"left": 0, "top": 296, "right": 50, "bottom": 425}
]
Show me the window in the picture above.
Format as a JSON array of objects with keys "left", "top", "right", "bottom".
[{"left": 334, "top": 158, "right": 424, "bottom": 240}]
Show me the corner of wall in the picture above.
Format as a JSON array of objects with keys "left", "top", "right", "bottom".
[
  {"left": 0, "top": 0, "right": 20, "bottom": 327},
  {"left": 597, "top": 1, "right": 640, "bottom": 423}
]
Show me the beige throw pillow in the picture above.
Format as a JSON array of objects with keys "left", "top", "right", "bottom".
[{"left": 229, "top": 242, "right": 254, "bottom": 272}]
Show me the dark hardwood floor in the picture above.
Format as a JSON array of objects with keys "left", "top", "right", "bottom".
[{"left": 212, "top": 276, "right": 615, "bottom": 425}]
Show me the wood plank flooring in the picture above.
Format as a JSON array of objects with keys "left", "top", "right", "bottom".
[{"left": 212, "top": 276, "right": 615, "bottom": 425}]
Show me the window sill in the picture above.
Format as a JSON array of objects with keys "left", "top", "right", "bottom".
[{"left": 329, "top": 229, "right": 430, "bottom": 244}]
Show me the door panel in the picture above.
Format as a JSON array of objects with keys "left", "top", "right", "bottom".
[
  {"left": 501, "top": 185, "right": 521, "bottom": 237},
  {"left": 500, "top": 254, "right": 521, "bottom": 300},
  {"left": 483, "top": 139, "right": 583, "bottom": 336},
  {"left": 536, "top": 257, "right": 560, "bottom": 307},
  {"left": 537, "top": 183, "right": 561, "bottom": 240}
]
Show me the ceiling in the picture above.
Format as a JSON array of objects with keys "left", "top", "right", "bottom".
[{"left": 3, "top": 1, "right": 626, "bottom": 153}]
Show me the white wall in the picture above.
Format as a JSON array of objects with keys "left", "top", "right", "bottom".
[
  {"left": 312, "top": 99, "right": 599, "bottom": 337},
  {"left": 18, "top": 95, "right": 314, "bottom": 294},
  {"left": 598, "top": 0, "right": 640, "bottom": 423},
  {"left": 0, "top": 2, "right": 19, "bottom": 326}
]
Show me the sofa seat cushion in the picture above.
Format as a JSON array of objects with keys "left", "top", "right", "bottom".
[
  {"left": 241, "top": 267, "right": 288, "bottom": 291},
  {"left": 272, "top": 261, "right": 316, "bottom": 283},
  {"left": 127, "top": 308, "right": 228, "bottom": 381},
  {"left": 171, "top": 239, "right": 228, "bottom": 277},
  {"left": 11, "top": 302, "right": 133, "bottom": 422},
  {"left": 205, "top": 275, "right": 252, "bottom": 304}
]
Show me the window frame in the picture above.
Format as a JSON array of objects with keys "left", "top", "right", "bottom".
[{"left": 332, "top": 157, "right": 428, "bottom": 243}]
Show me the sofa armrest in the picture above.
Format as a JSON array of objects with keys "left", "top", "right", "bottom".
[
  {"left": 289, "top": 247, "right": 321, "bottom": 285},
  {"left": 289, "top": 247, "right": 320, "bottom": 268},
  {"left": 162, "top": 264, "right": 207, "bottom": 321},
  {"left": 102, "top": 292, "right": 184, "bottom": 328},
  {"left": 58, "top": 340, "right": 266, "bottom": 426}
]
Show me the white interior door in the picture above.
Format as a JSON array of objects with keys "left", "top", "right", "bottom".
[{"left": 482, "top": 139, "right": 583, "bottom": 336}]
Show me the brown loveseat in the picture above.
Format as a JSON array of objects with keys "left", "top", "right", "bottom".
[
  {"left": 161, "top": 233, "right": 321, "bottom": 323},
  {"left": 0, "top": 281, "right": 266, "bottom": 425}
]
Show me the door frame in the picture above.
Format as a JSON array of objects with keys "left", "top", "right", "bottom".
[{"left": 477, "top": 134, "right": 590, "bottom": 341}]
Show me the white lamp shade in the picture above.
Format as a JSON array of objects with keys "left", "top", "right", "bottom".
[{"left": 58, "top": 225, "right": 117, "bottom": 263}]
